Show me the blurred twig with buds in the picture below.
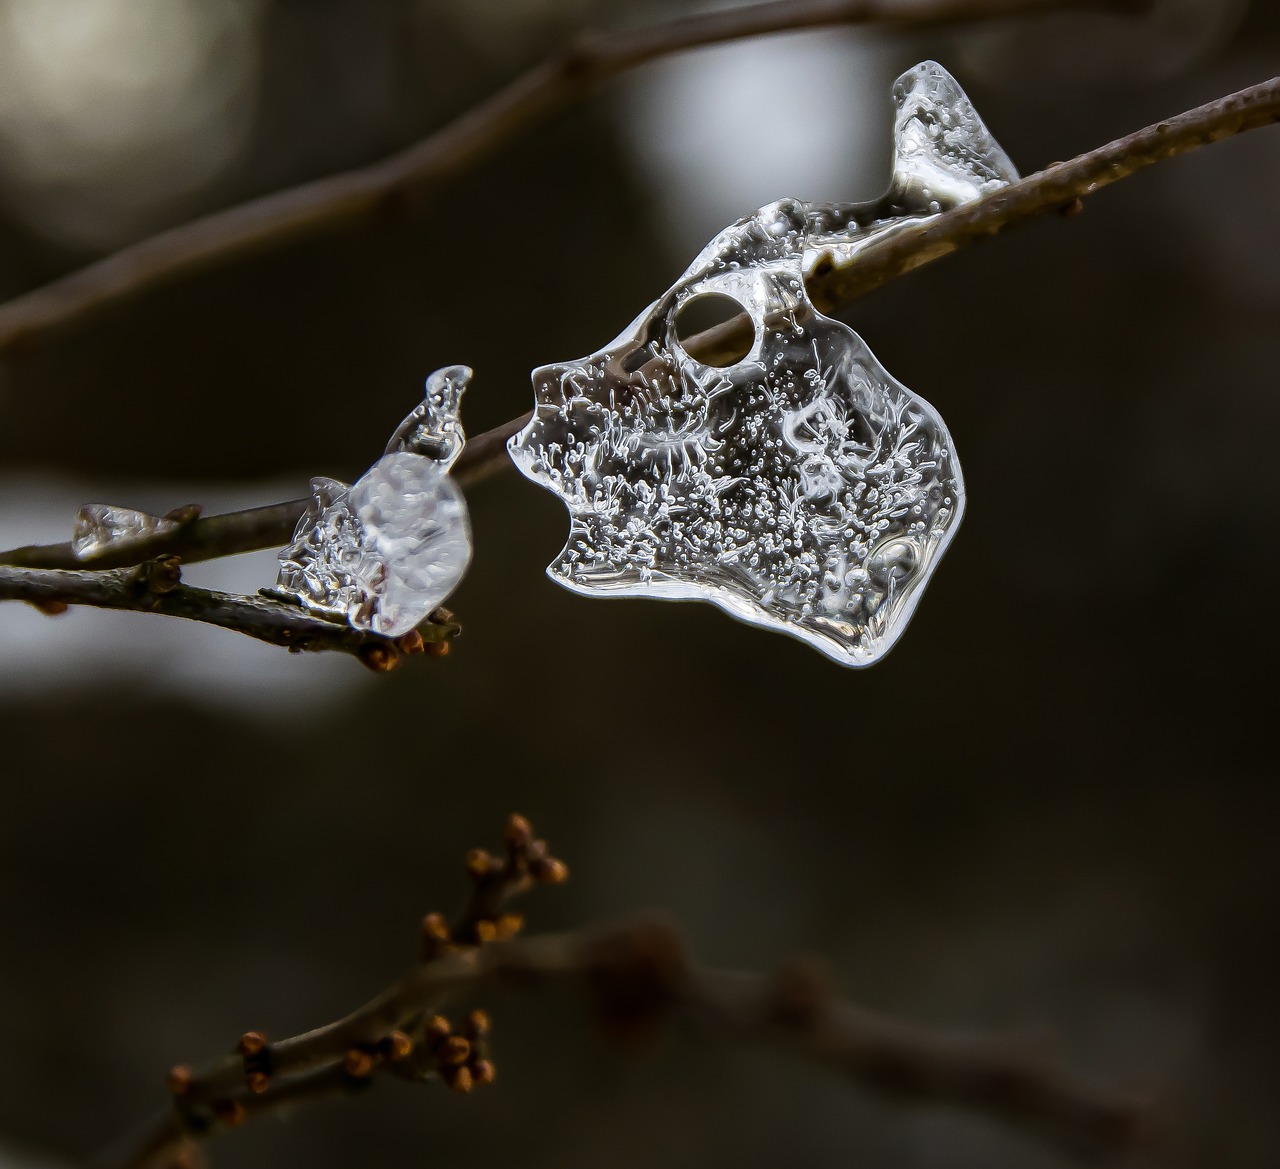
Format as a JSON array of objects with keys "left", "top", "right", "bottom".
[{"left": 94, "top": 815, "right": 1149, "bottom": 1169}]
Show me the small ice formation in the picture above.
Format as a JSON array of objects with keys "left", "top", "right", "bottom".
[
  {"left": 509, "top": 62, "right": 1017, "bottom": 666},
  {"left": 72, "top": 503, "right": 194, "bottom": 559},
  {"left": 275, "top": 365, "right": 473, "bottom": 637}
]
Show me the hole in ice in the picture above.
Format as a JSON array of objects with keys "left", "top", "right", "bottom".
[{"left": 673, "top": 293, "right": 754, "bottom": 367}]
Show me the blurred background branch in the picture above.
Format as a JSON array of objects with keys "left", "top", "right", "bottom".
[
  {"left": 0, "top": 0, "right": 1145, "bottom": 359},
  {"left": 98, "top": 817, "right": 1147, "bottom": 1169}
]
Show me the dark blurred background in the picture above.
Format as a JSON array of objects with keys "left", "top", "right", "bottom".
[{"left": 1, "top": 1, "right": 1277, "bottom": 1166}]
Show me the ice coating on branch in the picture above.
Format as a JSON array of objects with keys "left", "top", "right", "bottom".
[
  {"left": 384, "top": 364, "right": 469, "bottom": 468},
  {"left": 508, "top": 63, "right": 1016, "bottom": 666},
  {"left": 276, "top": 456, "right": 470, "bottom": 636},
  {"left": 274, "top": 366, "right": 473, "bottom": 637},
  {"left": 888, "top": 60, "right": 1018, "bottom": 209},
  {"left": 72, "top": 503, "right": 193, "bottom": 559}
]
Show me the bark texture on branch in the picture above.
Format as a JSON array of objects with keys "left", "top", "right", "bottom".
[{"left": 0, "top": 559, "right": 456, "bottom": 669}]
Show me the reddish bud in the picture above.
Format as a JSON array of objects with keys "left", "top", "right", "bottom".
[
  {"left": 164, "top": 504, "right": 203, "bottom": 525},
  {"left": 504, "top": 814, "right": 533, "bottom": 851},
  {"left": 422, "top": 912, "right": 450, "bottom": 939},
  {"left": 494, "top": 913, "right": 524, "bottom": 940},
  {"left": 237, "top": 1031, "right": 268, "bottom": 1058},
  {"left": 447, "top": 1065, "right": 474, "bottom": 1094},
  {"left": 386, "top": 1030, "right": 414, "bottom": 1060},
  {"left": 167, "top": 1065, "right": 194, "bottom": 1096},
  {"left": 358, "top": 643, "right": 400, "bottom": 672},
  {"left": 396, "top": 629, "right": 425, "bottom": 655},
  {"left": 422, "top": 911, "right": 451, "bottom": 959},
  {"left": 437, "top": 1036, "right": 471, "bottom": 1066},
  {"left": 530, "top": 857, "right": 569, "bottom": 885}
]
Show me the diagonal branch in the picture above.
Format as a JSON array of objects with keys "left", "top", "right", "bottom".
[
  {"left": 3, "top": 72, "right": 1275, "bottom": 576},
  {"left": 92, "top": 811, "right": 1148, "bottom": 1169},
  {"left": 806, "top": 72, "right": 1280, "bottom": 307},
  {"left": 0, "top": 558, "right": 457, "bottom": 669},
  {"left": 0, "top": 0, "right": 1143, "bottom": 358},
  {"left": 0, "top": 498, "right": 312, "bottom": 571}
]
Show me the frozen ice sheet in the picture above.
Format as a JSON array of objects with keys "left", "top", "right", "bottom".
[{"left": 510, "top": 63, "right": 1016, "bottom": 666}]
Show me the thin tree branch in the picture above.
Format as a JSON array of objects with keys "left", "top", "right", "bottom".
[
  {"left": 0, "top": 0, "right": 1142, "bottom": 359},
  {"left": 806, "top": 72, "right": 1280, "bottom": 307},
  {"left": 92, "top": 817, "right": 1147, "bottom": 1169},
  {"left": 4, "top": 73, "right": 1274, "bottom": 575},
  {"left": 0, "top": 417, "right": 530, "bottom": 572},
  {"left": 464, "top": 71, "right": 1280, "bottom": 481},
  {"left": 0, "top": 499, "right": 311, "bottom": 571},
  {"left": 95, "top": 815, "right": 570, "bottom": 1169},
  {"left": 0, "top": 558, "right": 457, "bottom": 670}
]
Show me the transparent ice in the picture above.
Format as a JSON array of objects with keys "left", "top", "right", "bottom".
[
  {"left": 73, "top": 504, "right": 187, "bottom": 559},
  {"left": 274, "top": 365, "right": 473, "bottom": 637},
  {"left": 509, "top": 62, "right": 1017, "bottom": 666}
]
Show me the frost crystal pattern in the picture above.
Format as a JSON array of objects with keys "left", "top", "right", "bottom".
[
  {"left": 508, "top": 62, "right": 1017, "bottom": 666},
  {"left": 275, "top": 365, "right": 473, "bottom": 637}
]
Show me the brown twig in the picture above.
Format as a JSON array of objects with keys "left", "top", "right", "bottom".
[
  {"left": 95, "top": 816, "right": 566, "bottom": 1169},
  {"left": 806, "top": 72, "right": 1280, "bottom": 306},
  {"left": 0, "top": 499, "right": 312, "bottom": 571},
  {"left": 448, "top": 811, "right": 570, "bottom": 945},
  {"left": 3, "top": 73, "right": 1275, "bottom": 577},
  {"left": 0, "top": 558, "right": 458, "bottom": 670},
  {"left": 91, "top": 818, "right": 1146, "bottom": 1169},
  {"left": 0, "top": 0, "right": 1142, "bottom": 359},
  {"left": 681, "top": 958, "right": 1145, "bottom": 1156},
  {"left": 0, "top": 416, "right": 528, "bottom": 571}
]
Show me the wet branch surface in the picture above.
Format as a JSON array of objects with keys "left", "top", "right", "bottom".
[
  {"left": 94, "top": 817, "right": 1148, "bottom": 1169},
  {"left": 2, "top": 73, "right": 1275, "bottom": 583},
  {"left": 0, "top": 0, "right": 1142, "bottom": 359}
]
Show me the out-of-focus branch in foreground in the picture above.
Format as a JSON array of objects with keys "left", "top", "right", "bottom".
[{"left": 94, "top": 817, "right": 1149, "bottom": 1169}]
